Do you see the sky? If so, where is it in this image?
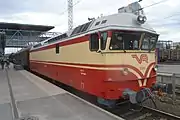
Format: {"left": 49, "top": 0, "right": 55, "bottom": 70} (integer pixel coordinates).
{"left": 3, "top": 0, "right": 180, "bottom": 53}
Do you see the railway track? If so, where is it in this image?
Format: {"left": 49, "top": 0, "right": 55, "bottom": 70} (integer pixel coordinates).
{"left": 31, "top": 70, "right": 180, "bottom": 120}
{"left": 60, "top": 85, "right": 180, "bottom": 120}
{"left": 54, "top": 82, "right": 180, "bottom": 120}
{"left": 108, "top": 104, "right": 180, "bottom": 120}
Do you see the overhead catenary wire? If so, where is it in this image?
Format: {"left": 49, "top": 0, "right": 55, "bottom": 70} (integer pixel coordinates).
{"left": 58, "top": 0, "right": 169, "bottom": 19}
{"left": 164, "top": 12, "right": 180, "bottom": 19}
{"left": 132, "top": 0, "right": 170, "bottom": 15}
{"left": 55, "top": 0, "right": 170, "bottom": 27}
{"left": 140, "top": 0, "right": 170, "bottom": 10}
{"left": 141, "top": 0, "right": 180, "bottom": 27}
{"left": 149, "top": 0, "right": 156, "bottom": 4}
{"left": 147, "top": 11, "right": 180, "bottom": 25}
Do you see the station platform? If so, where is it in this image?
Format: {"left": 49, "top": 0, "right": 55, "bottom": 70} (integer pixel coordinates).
{"left": 0, "top": 65, "right": 123, "bottom": 120}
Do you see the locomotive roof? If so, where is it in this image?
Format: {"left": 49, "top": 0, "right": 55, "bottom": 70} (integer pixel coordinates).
{"left": 69, "top": 12, "right": 156, "bottom": 36}
{"left": 31, "top": 12, "right": 157, "bottom": 50}
{"left": 88, "top": 13, "right": 156, "bottom": 33}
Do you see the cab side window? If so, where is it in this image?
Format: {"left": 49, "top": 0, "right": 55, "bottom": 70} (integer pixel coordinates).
{"left": 100, "top": 32, "right": 107, "bottom": 50}
{"left": 90, "top": 33, "right": 99, "bottom": 51}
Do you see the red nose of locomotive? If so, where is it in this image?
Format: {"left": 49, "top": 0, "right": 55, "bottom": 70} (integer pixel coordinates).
{"left": 98, "top": 53, "right": 157, "bottom": 107}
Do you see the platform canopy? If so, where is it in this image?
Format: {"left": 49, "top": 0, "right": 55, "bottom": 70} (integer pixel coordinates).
{"left": 0, "top": 22, "right": 60, "bottom": 48}
{"left": 0, "top": 22, "right": 54, "bottom": 31}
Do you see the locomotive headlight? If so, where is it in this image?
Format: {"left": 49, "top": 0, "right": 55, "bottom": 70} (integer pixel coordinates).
{"left": 120, "top": 68, "right": 129, "bottom": 75}
{"left": 137, "top": 15, "right": 147, "bottom": 24}
{"left": 139, "top": 16, "right": 143, "bottom": 21}
{"left": 154, "top": 65, "right": 158, "bottom": 71}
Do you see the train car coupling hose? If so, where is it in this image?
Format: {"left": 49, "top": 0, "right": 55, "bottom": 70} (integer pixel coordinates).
{"left": 123, "top": 88, "right": 156, "bottom": 106}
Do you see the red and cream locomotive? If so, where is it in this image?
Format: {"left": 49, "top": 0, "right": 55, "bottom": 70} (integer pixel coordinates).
{"left": 13, "top": 2, "right": 160, "bottom": 107}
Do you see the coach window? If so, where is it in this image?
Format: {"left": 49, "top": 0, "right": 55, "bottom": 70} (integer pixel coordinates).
{"left": 100, "top": 32, "right": 108, "bottom": 50}
{"left": 90, "top": 33, "right": 99, "bottom": 51}
{"left": 56, "top": 44, "right": 59, "bottom": 54}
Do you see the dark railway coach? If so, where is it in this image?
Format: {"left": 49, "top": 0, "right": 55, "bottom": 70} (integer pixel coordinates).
{"left": 12, "top": 47, "right": 30, "bottom": 70}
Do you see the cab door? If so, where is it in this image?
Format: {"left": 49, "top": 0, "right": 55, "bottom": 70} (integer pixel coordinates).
{"left": 79, "top": 33, "right": 100, "bottom": 92}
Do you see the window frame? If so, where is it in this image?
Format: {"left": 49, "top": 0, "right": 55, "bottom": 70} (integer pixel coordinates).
{"left": 71, "top": 21, "right": 93, "bottom": 36}
{"left": 141, "top": 33, "right": 158, "bottom": 51}
{"left": 109, "top": 30, "right": 144, "bottom": 51}
{"left": 89, "top": 33, "right": 99, "bottom": 51}
{"left": 56, "top": 44, "right": 60, "bottom": 54}
{"left": 100, "top": 31, "right": 108, "bottom": 50}
{"left": 101, "top": 20, "right": 107, "bottom": 24}
{"left": 141, "top": 36, "right": 150, "bottom": 50}
{"left": 109, "top": 31, "right": 125, "bottom": 50}
{"left": 149, "top": 35, "right": 158, "bottom": 51}
{"left": 95, "top": 21, "right": 100, "bottom": 26}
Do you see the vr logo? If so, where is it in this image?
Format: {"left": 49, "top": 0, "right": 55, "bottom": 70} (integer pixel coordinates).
{"left": 138, "top": 79, "right": 147, "bottom": 87}
{"left": 132, "top": 54, "right": 148, "bottom": 64}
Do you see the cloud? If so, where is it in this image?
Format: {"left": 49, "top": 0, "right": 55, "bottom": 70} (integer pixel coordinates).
{"left": 139, "top": 0, "right": 180, "bottom": 42}
{"left": 2, "top": 0, "right": 180, "bottom": 53}
{"left": 0, "top": 0, "right": 67, "bottom": 15}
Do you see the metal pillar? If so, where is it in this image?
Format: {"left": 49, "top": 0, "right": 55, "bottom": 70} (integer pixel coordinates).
{"left": 68, "top": 0, "right": 73, "bottom": 30}
{"left": 172, "top": 74, "right": 176, "bottom": 103}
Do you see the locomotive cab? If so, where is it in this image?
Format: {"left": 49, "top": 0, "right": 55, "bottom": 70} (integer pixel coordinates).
{"left": 91, "top": 30, "right": 159, "bottom": 106}
{"left": 92, "top": 30, "right": 158, "bottom": 53}
{"left": 109, "top": 31, "right": 158, "bottom": 52}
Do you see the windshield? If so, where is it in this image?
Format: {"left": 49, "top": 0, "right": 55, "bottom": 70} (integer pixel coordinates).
{"left": 109, "top": 31, "right": 141, "bottom": 50}
{"left": 109, "top": 31, "right": 158, "bottom": 51}
{"left": 141, "top": 33, "right": 158, "bottom": 51}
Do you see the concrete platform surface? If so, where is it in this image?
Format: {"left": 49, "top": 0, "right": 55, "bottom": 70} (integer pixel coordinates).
{"left": 0, "top": 66, "right": 123, "bottom": 120}
{"left": 0, "top": 70, "right": 11, "bottom": 104}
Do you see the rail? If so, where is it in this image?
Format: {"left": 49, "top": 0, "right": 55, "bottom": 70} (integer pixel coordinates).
{"left": 105, "top": 102, "right": 180, "bottom": 120}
